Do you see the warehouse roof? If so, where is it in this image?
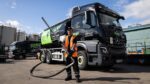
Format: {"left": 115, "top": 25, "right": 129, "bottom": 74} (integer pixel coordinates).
{"left": 123, "top": 24, "right": 150, "bottom": 32}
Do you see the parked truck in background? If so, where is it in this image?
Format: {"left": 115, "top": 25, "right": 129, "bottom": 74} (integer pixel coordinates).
{"left": 39, "top": 2, "right": 127, "bottom": 69}
{"left": 126, "top": 42, "right": 150, "bottom": 64}
{"left": 9, "top": 41, "right": 40, "bottom": 59}
{"left": 123, "top": 24, "right": 150, "bottom": 65}
{"left": 0, "top": 45, "right": 8, "bottom": 62}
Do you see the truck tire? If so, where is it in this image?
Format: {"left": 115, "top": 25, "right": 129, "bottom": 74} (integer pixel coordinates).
{"left": 3, "top": 58, "right": 6, "bottom": 62}
{"left": 14, "top": 55, "right": 19, "bottom": 60}
{"left": 0, "top": 58, "right": 6, "bottom": 62}
{"left": 36, "top": 52, "right": 40, "bottom": 59}
{"left": 46, "top": 51, "right": 52, "bottom": 64}
{"left": 14, "top": 54, "right": 24, "bottom": 60}
{"left": 19, "top": 55, "right": 24, "bottom": 59}
{"left": 40, "top": 51, "right": 46, "bottom": 63}
{"left": 78, "top": 50, "right": 88, "bottom": 70}
{"left": 22, "top": 54, "right": 26, "bottom": 59}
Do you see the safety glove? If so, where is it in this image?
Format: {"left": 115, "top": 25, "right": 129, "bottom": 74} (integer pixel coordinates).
{"left": 69, "top": 44, "right": 75, "bottom": 55}
{"left": 69, "top": 50, "right": 74, "bottom": 56}
{"left": 68, "top": 54, "right": 72, "bottom": 57}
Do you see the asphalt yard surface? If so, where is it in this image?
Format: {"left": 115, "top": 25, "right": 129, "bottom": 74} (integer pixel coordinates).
{"left": 0, "top": 57, "right": 150, "bottom": 84}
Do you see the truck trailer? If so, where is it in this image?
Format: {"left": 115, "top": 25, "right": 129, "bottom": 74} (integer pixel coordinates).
{"left": 126, "top": 42, "right": 150, "bottom": 64}
{"left": 39, "top": 2, "right": 127, "bottom": 69}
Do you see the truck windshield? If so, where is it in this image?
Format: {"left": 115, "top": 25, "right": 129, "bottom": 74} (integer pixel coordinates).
{"left": 99, "top": 13, "right": 121, "bottom": 27}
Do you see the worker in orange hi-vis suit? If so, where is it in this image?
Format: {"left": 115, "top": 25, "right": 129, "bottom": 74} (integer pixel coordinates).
{"left": 63, "top": 27, "right": 81, "bottom": 83}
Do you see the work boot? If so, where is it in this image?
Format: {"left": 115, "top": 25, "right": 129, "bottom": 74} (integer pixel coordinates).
{"left": 65, "top": 76, "right": 72, "bottom": 81}
{"left": 76, "top": 77, "right": 81, "bottom": 83}
{"left": 75, "top": 75, "right": 81, "bottom": 83}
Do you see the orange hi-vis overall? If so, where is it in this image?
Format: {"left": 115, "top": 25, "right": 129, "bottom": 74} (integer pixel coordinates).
{"left": 64, "top": 35, "right": 78, "bottom": 58}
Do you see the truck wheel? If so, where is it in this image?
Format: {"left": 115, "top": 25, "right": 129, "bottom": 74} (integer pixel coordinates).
{"left": 3, "top": 59, "right": 6, "bottom": 62}
{"left": 14, "top": 55, "right": 19, "bottom": 60}
{"left": 19, "top": 55, "right": 24, "bottom": 59}
{"left": 0, "top": 58, "right": 6, "bottom": 62}
{"left": 36, "top": 52, "right": 40, "bottom": 59}
{"left": 40, "top": 51, "right": 46, "bottom": 63}
{"left": 46, "top": 51, "right": 52, "bottom": 64}
{"left": 22, "top": 55, "right": 26, "bottom": 59}
{"left": 78, "top": 50, "right": 88, "bottom": 70}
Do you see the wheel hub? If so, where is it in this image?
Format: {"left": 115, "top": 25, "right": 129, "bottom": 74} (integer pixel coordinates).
{"left": 41, "top": 54, "right": 45, "bottom": 61}
{"left": 78, "top": 55, "right": 84, "bottom": 65}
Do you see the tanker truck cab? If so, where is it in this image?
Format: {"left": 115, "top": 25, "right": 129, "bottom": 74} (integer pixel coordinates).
{"left": 70, "top": 3, "right": 126, "bottom": 68}
{"left": 40, "top": 2, "right": 127, "bottom": 69}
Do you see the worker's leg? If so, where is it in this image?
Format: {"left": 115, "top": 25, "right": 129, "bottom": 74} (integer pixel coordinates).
{"left": 72, "top": 57, "right": 81, "bottom": 82}
{"left": 65, "top": 56, "right": 72, "bottom": 81}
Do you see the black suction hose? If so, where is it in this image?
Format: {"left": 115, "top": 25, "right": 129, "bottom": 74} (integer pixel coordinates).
{"left": 30, "top": 57, "right": 75, "bottom": 79}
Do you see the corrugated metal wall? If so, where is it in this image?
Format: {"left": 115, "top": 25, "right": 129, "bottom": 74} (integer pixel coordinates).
{"left": 125, "top": 28, "right": 150, "bottom": 45}
{"left": 124, "top": 25, "right": 150, "bottom": 54}
{"left": 0, "top": 26, "right": 17, "bottom": 45}
{"left": 17, "top": 31, "right": 26, "bottom": 41}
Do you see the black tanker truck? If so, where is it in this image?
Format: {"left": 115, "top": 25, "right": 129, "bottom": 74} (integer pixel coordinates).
{"left": 9, "top": 41, "right": 40, "bottom": 59}
{"left": 39, "top": 2, "right": 127, "bottom": 69}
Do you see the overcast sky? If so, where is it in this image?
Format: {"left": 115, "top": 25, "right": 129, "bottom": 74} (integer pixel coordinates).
{"left": 0, "top": 0, "right": 150, "bottom": 34}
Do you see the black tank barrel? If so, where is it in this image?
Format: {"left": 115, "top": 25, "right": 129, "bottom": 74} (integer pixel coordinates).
{"left": 41, "top": 17, "right": 54, "bottom": 33}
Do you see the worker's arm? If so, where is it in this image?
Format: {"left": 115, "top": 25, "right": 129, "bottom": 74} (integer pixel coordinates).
{"left": 62, "top": 42, "right": 68, "bottom": 53}
{"left": 61, "top": 36, "right": 69, "bottom": 55}
{"left": 70, "top": 36, "right": 77, "bottom": 52}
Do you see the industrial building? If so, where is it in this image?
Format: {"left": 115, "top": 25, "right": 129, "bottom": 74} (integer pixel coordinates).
{"left": 0, "top": 25, "right": 40, "bottom": 46}
{"left": 27, "top": 34, "right": 40, "bottom": 41}
{"left": 123, "top": 24, "right": 150, "bottom": 55}
{"left": 0, "top": 25, "right": 17, "bottom": 45}
{"left": 16, "top": 31, "right": 26, "bottom": 41}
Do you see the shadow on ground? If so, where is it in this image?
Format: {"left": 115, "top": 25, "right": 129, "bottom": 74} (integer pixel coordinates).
{"left": 0, "top": 59, "right": 15, "bottom": 64}
{"left": 81, "top": 77, "right": 140, "bottom": 82}
{"left": 85, "top": 64, "right": 150, "bottom": 73}
{"left": 49, "top": 76, "right": 140, "bottom": 83}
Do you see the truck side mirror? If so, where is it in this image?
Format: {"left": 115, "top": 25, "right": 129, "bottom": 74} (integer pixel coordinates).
{"left": 120, "top": 16, "right": 125, "bottom": 20}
